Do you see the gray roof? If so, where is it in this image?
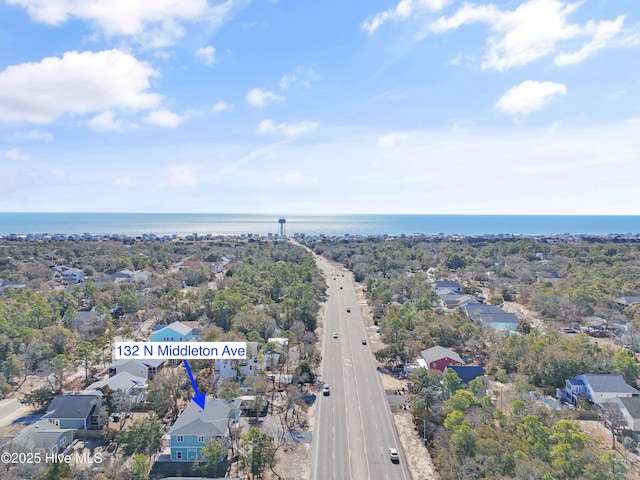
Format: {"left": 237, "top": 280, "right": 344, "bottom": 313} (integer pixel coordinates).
{"left": 62, "top": 268, "right": 84, "bottom": 275}
{"left": 156, "top": 321, "right": 193, "bottom": 336}
{"left": 582, "top": 374, "right": 640, "bottom": 395}
{"left": 168, "top": 398, "right": 234, "bottom": 437}
{"left": 439, "top": 292, "right": 464, "bottom": 300}
{"left": 477, "top": 312, "right": 519, "bottom": 324}
{"left": 87, "top": 372, "right": 147, "bottom": 392}
{"left": 43, "top": 393, "right": 101, "bottom": 420}
{"left": 70, "top": 310, "right": 99, "bottom": 330}
{"left": 617, "top": 296, "right": 640, "bottom": 306}
{"left": 440, "top": 294, "right": 475, "bottom": 308}
{"left": 618, "top": 397, "right": 640, "bottom": 419}
{"left": 109, "top": 358, "right": 166, "bottom": 369}
{"left": 464, "top": 304, "right": 504, "bottom": 316}
{"left": 435, "top": 281, "right": 461, "bottom": 288}
{"left": 9, "top": 422, "right": 73, "bottom": 451}
{"left": 420, "top": 346, "right": 464, "bottom": 366}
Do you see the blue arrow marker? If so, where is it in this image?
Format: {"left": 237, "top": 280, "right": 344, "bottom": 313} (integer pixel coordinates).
{"left": 183, "top": 359, "right": 206, "bottom": 409}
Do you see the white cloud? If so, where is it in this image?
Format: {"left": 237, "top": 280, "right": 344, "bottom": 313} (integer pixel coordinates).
{"left": 3, "top": 148, "right": 30, "bottom": 160}
{"left": 448, "top": 52, "right": 463, "bottom": 66}
{"left": 554, "top": 15, "right": 625, "bottom": 66}
{"left": 161, "top": 164, "right": 198, "bottom": 188}
{"left": 279, "top": 73, "right": 296, "bottom": 90}
{"left": 246, "top": 88, "right": 284, "bottom": 108}
{"left": 377, "top": 133, "right": 409, "bottom": 147}
{"left": 212, "top": 101, "right": 233, "bottom": 112}
{"left": 113, "top": 176, "right": 133, "bottom": 187}
{"left": 0, "top": 49, "right": 161, "bottom": 125}
{"left": 279, "top": 66, "right": 319, "bottom": 90}
{"left": 609, "top": 89, "right": 626, "bottom": 99}
{"left": 143, "top": 109, "right": 187, "bottom": 128}
{"left": 88, "top": 110, "right": 123, "bottom": 132}
{"left": 7, "top": 0, "right": 239, "bottom": 47}
{"left": 431, "top": 0, "right": 583, "bottom": 70}
{"left": 495, "top": 80, "right": 567, "bottom": 116}
{"left": 363, "top": 0, "right": 450, "bottom": 34}
{"left": 196, "top": 45, "right": 216, "bottom": 65}
{"left": 426, "top": 0, "right": 632, "bottom": 70}
{"left": 282, "top": 172, "right": 319, "bottom": 186}
{"left": 154, "top": 50, "right": 174, "bottom": 60}
{"left": 15, "top": 129, "right": 53, "bottom": 141}
{"left": 257, "top": 119, "right": 318, "bottom": 137}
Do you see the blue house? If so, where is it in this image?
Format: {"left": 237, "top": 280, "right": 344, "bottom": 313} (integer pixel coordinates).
{"left": 167, "top": 398, "right": 237, "bottom": 462}
{"left": 42, "top": 393, "right": 102, "bottom": 430}
{"left": 149, "top": 321, "right": 193, "bottom": 342}
{"left": 558, "top": 374, "right": 640, "bottom": 406}
{"left": 7, "top": 421, "right": 74, "bottom": 454}
{"left": 446, "top": 365, "right": 485, "bottom": 385}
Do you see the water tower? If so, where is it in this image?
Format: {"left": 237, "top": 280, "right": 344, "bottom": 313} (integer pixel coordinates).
{"left": 278, "top": 217, "right": 286, "bottom": 239}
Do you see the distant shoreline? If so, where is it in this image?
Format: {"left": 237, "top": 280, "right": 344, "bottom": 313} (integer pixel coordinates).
{"left": 1, "top": 231, "right": 639, "bottom": 245}
{"left": 0, "top": 213, "right": 639, "bottom": 237}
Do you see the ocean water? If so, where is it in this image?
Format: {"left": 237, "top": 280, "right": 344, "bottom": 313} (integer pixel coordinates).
{"left": 1, "top": 213, "right": 639, "bottom": 237}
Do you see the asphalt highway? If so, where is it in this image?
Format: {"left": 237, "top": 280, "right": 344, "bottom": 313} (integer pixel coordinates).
{"left": 311, "top": 255, "right": 410, "bottom": 480}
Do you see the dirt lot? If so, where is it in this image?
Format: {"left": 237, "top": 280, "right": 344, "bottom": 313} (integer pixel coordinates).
{"left": 267, "top": 441, "right": 311, "bottom": 480}
{"left": 576, "top": 420, "right": 640, "bottom": 479}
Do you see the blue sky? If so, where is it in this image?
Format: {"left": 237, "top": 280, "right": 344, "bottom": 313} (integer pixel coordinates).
{"left": 0, "top": 0, "right": 639, "bottom": 215}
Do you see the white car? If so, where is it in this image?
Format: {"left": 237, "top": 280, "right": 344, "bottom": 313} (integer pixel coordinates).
{"left": 322, "top": 384, "right": 330, "bottom": 396}
{"left": 333, "top": 332, "right": 338, "bottom": 338}
{"left": 388, "top": 448, "right": 399, "bottom": 463}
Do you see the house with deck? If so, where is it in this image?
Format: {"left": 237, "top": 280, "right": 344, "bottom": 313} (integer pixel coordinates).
{"left": 558, "top": 374, "right": 640, "bottom": 406}
{"left": 108, "top": 358, "right": 165, "bottom": 380}
{"left": 87, "top": 372, "right": 148, "bottom": 406}
{"left": 42, "top": 393, "right": 102, "bottom": 430}
{"left": 215, "top": 342, "right": 260, "bottom": 378}
{"left": 611, "top": 397, "right": 640, "bottom": 440}
{"left": 617, "top": 296, "right": 640, "bottom": 307}
{"left": 50, "top": 266, "right": 85, "bottom": 284}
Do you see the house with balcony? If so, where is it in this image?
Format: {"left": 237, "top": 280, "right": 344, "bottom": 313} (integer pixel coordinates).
{"left": 215, "top": 342, "right": 260, "bottom": 378}
{"left": 50, "top": 266, "right": 85, "bottom": 284}
{"left": 108, "top": 358, "right": 165, "bottom": 380}
{"left": 62, "top": 268, "right": 85, "bottom": 284}
{"left": 557, "top": 374, "right": 640, "bottom": 406}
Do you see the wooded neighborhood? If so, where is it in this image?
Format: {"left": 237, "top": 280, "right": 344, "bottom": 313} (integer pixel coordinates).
{"left": 1, "top": 232, "right": 640, "bottom": 478}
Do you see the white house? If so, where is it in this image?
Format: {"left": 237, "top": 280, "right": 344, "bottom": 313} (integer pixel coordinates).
{"left": 215, "top": 341, "right": 260, "bottom": 378}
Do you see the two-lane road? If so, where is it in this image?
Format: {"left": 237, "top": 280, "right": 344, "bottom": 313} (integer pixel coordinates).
{"left": 311, "top": 256, "right": 410, "bottom": 480}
